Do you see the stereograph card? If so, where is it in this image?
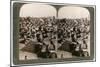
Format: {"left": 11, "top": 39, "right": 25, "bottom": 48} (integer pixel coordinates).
{"left": 11, "top": 0, "right": 96, "bottom": 66}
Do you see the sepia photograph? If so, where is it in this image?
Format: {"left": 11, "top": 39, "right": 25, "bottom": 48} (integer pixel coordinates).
{"left": 11, "top": 1, "right": 95, "bottom": 66}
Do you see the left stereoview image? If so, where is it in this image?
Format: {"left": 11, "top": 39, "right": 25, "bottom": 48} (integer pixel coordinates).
{"left": 11, "top": 1, "right": 95, "bottom": 66}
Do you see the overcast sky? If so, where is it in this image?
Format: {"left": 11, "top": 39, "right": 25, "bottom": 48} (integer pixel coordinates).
{"left": 20, "top": 3, "right": 90, "bottom": 19}
{"left": 20, "top": 3, "right": 56, "bottom": 17}
{"left": 58, "top": 6, "right": 90, "bottom": 19}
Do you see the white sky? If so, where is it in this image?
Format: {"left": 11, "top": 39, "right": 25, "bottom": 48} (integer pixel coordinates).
{"left": 20, "top": 3, "right": 57, "bottom": 17}
{"left": 20, "top": 3, "right": 90, "bottom": 19}
{"left": 58, "top": 6, "right": 90, "bottom": 19}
